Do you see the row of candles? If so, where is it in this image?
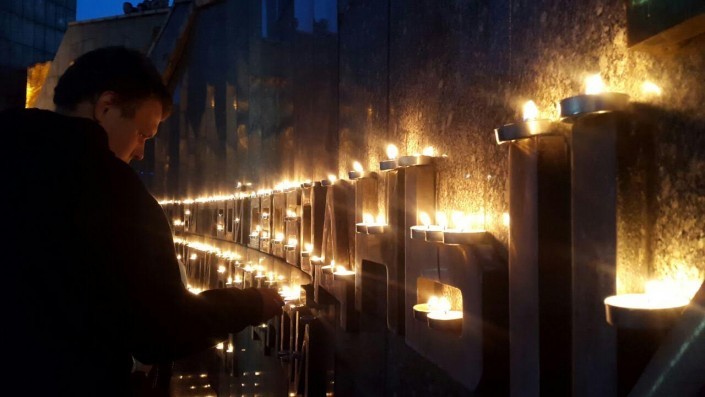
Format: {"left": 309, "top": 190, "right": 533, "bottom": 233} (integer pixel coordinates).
{"left": 173, "top": 238, "right": 306, "bottom": 303}
{"left": 165, "top": 73, "right": 702, "bottom": 335}
{"left": 490, "top": 74, "right": 704, "bottom": 321}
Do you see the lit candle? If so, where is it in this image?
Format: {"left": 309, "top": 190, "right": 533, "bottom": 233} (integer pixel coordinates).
{"left": 424, "top": 211, "right": 447, "bottom": 242}
{"left": 285, "top": 237, "right": 298, "bottom": 251}
{"left": 604, "top": 277, "right": 697, "bottom": 329}
{"left": 442, "top": 210, "right": 488, "bottom": 245}
{"left": 333, "top": 264, "right": 355, "bottom": 282}
{"left": 410, "top": 211, "right": 435, "bottom": 239}
{"left": 321, "top": 174, "right": 337, "bottom": 186}
{"left": 559, "top": 74, "right": 630, "bottom": 120}
{"left": 349, "top": 161, "right": 364, "bottom": 180}
{"left": 427, "top": 310, "right": 463, "bottom": 335}
{"left": 494, "top": 100, "right": 557, "bottom": 144}
{"left": 300, "top": 179, "right": 313, "bottom": 188}
{"left": 301, "top": 243, "right": 313, "bottom": 258}
{"left": 379, "top": 144, "right": 399, "bottom": 170}
{"left": 413, "top": 296, "right": 449, "bottom": 321}
{"left": 285, "top": 208, "right": 298, "bottom": 221}
{"left": 273, "top": 232, "right": 285, "bottom": 244}
{"left": 399, "top": 146, "right": 436, "bottom": 167}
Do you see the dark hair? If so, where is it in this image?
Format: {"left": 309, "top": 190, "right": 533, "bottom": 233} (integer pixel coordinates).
{"left": 54, "top": 46, "right": 172, "bottom": 118}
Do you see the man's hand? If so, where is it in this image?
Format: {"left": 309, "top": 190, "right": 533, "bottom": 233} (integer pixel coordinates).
{"left": 256, "top": 288, "right": 284, "bottom": 321}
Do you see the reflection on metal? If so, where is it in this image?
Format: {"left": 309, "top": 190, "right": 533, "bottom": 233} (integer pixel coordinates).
{"left": 627, "top": 282, "right": 705, "bottom": 397}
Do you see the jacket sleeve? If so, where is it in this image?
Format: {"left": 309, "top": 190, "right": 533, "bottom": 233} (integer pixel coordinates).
{"left": 90, "top": 169, "right": 265, "bottom": 364}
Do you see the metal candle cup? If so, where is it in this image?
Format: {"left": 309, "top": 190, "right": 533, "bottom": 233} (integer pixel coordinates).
{"left": 410, "top": 225, "right": 428, "bottom": 239}
{"left": 495, "top": 119, "right": 554, "bottom": 144}
{"left": 398, "top": 155, "right": 433, "bottom": 167}
{"left": 424, "top": 227, "right": 445, "bottom": 243}
{"left": 379, "top": 159, "right": 398, "bottom": 170}
{"left": 560, "top": 92, "right": 630, "bottom": 121}
{"left": 333, "top": 268, "right": 355, "bottom": 281}
{"left": 442, "top": 229, "right": 488, "bottom": 245}
{"left": 427, "top": 311, "right": 463, "bottom": 335}
{"left": 604, "top": 294, "right": 688, "bottom": 330}
{"left": 355, "top": 223, "right": 368, "bottom": 234}
{"left": 412, "top": 303, "right": 432, "bottom": 321}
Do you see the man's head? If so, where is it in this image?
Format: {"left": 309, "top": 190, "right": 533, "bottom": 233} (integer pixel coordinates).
{"left": 54, "top": 46, "right": 172, "bottom": 163}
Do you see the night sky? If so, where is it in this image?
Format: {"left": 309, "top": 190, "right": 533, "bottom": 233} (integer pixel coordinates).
{"left": 76, "top": 0, "right": 172, "bottom": 21}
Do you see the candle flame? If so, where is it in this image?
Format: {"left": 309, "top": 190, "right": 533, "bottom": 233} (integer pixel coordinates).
{"left": 427, "top": 296, "right": 452, "bottom": 312}
{"left": 287, "top": 237, "right": 298, "bottom": 247}
{"left": 353, "top": 161, "right": 364, "bottom": 173}
{"left": 275, "top": 232, "right": 284, "bottom": 242}
{"left": 502, "top": 212, "right": 510, "bottom": 227}
{"left": 328, "top": 174, "right": 337, "bottom": 183}
{"left": 184, "top": 210, "right": 191, "bottom": 215}
{"left": 451, "top": 211, "right": 466, "bottom": 230}
{"left": 376, "top": 213, "right": 386, "bottom": 225}
{"left": 522, "top": 100, "right": 539, "bottom": 122}
{"left": 419, "top": 212, "right": 431, "bottom": 227}
{"left": 386, "top": 144, "right": 399, "bottom": 160}
{"left": 641, "top": 81, "right": 662, "bottom": 96}
{"left": 585, "top": 74, "right": 605, "bottom": 95}
{"left": 336, "top": 265, "right": 347, "bottom": 273}
{"left": 436, "top": 211, "right": 448, "bottom": 228}
{"left": 304, "top": 243, "right": 313, "bottom": 252}
{"left": 363, "top": 213, "right": 374, "bottom": 224}
{"left": 466, "top": 211, "right": 486, "bottom": 231}
{"left": 190, "top": 253, "right": 197, "bottom": 260}
{"left": 234, "top": 275, "right": 242, "bottom": 283}
{"left": 422, "top": 146, "right": 435, "bottom": 156}
{"left": 217, "top": 265, "right": 226, "bottom": 273}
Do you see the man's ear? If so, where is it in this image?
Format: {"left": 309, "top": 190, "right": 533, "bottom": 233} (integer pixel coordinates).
{"left": 93, "top": 91, "right": 118, "bottom": 123}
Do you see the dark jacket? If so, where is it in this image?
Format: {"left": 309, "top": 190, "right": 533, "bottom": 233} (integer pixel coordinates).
{"left": 0, "top": 108, "right": 264, "bottom": 396}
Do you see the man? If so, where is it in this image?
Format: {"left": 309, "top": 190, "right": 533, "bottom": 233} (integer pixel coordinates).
{"left": 0, "top": 46, "right": 283, "bottom": 396}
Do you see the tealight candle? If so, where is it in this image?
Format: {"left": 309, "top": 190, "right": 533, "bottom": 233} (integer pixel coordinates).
{"left": 560, "top": 74, "right": 629, "bottom": 120}
{"left": 348, "top": 161, "right": 364, "bottom": 180}
{"left": 399, "top": 146, "right": 435, "bottom": 167}
{"left": 604, "top": 280, "right": 692, "bottom": 330}
{"left": 273, "top": 232, "right": 285, "bottom": 244}
{"left": 442, "top": 210, "right": 488, "bottom": 245}
{"left": 301, "top": 243, "right": 313, "bottom": 258}
{"left": 425, "top": 212, "right": 447, "bottom": 242}
{"left": 494, "top": 100, "right": 556, "bottom": 144}
{"left": 285, "top": 209, "right": 298, "bottom": 221}
{"left": 379, "top": 144, "right": 399, "bottom": 170}
{"left": 321, "top": 174, "right": 337, "bottom": 186}
{"left": 413, "top": 296, "right": 450, "bottom": 322}
{"left": 355, "top": 213, "right": 387, "bottom": 234}
{"left": 285, "top": 237, "right": 298, "bottom": 251}
{"left": 333, "top": 265, "right": 355, "bottom": 281}
{"left": 427, "top": 310, "right": 463, "bottom": 335}
{"left": 410, "top": 211, "right": 444, "bottom": 240}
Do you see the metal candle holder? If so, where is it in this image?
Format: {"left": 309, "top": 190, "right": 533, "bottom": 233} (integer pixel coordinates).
{"left": 604, "top": 294, "right": 688, "bottom": 330}
{"left": 379, "top": 159, "right": 398, "bottom": 170}
{"left": 442, "top": 229, "right": 488, "bottom": 246}
{"left": 398, "top": 155, "right": 433, "bottom": 167}
{"left": 494, "top": 119, "right": 554, "bottom": 144}
{"left": 560, "top": 92, "right": 629, "bottom": 121}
